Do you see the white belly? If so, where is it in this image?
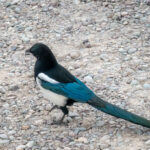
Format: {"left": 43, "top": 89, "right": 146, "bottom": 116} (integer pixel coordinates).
{"left": 36, "top": 78, "right": 67, "bottom": 106}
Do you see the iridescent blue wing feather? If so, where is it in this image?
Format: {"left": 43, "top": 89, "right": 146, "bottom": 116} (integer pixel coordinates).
{"left": 39, "top": 77, "right": 95, "bottom": 103}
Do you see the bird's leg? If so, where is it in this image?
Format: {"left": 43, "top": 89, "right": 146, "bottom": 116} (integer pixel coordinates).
{"left": 59, "top": 106, "right": 69, "bottom": 123}
{"left": 49, "top": 105, "right": 59, "bottom": 112}
{"left": 51, "top": 106, "right": 69, "bottom": 125}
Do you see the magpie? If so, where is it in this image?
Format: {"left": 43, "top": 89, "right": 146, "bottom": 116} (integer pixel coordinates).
{"left": 26, "top": 43, "right": 150, "bottom": 128}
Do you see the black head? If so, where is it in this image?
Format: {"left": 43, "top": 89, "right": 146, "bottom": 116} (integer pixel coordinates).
{"left": 26, "top": 43, "right": 51, "bottom": 58}
{"left": 26, "top": 43, "right": 57, "bottom": 68}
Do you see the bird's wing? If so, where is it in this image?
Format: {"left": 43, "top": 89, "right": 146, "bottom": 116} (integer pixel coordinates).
{"left": 38, "top": 74, "right": 94, "bottom": 103}
{"left": 44, "top": 64, "right": 77, "bottom": 83}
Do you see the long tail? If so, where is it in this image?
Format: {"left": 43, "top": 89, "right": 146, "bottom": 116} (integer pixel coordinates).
{"left": 87, "top": 96, "right": 150, "bottom": 128}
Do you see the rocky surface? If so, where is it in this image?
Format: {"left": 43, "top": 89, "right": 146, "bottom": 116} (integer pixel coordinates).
{"left": 0, "top": 0, "right": 150, "bottom": 150}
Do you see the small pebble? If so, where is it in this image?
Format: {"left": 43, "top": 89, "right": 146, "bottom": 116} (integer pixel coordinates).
{"left": 97, "top": 121, "right": 105, "bottom": 127}
{"left": 123, "top": 21, "right": 128, "bottom": 25}
{"left": 3, "top": 103, "right": 9, "bottom": 108}
{"left": 76, "top": 137, "right": 88, "bottom": 143}
{"left": 128, "top": 48, "right": 138, "bottom": 54}
{"left": 82, "top": 39, "right": 91, "bottom": 48}
{"left": 100, "top": 54, "right": 108, "bottom": 61}
{"left": 0, "top": 42, "right": 4, "bottom": 48}
{"left": 0, "top": 134, "right": 8, "bottom": 139}
{"left": 119, "top": 48, "right": 127, "bottom": 54}
{"left": 64, "top": 147, "right": 71, "bottom": 150}
{"left": 16, "top": 145, "right": 26, "bottom": 150}
{"left": 69, "top": 112, "right": 78, "bottom": 117}
{"left": 21, "top": 125, "right": 30, "bottom": 130}
{"left": 35, "top": 119, "right": 44, "bottom": 125}
{"left": 130, "top": 80, "right": 139, "bottom": 86}
{"left": 14, "top": 7, "right": 21, "bottom": 14}
{"left": 121, "top": 11, "right": 128, "bottom": 16}
{"left": 0, "top": 87, "right": 5, "bottom": 94}
{"left": 100, "top": 135, "right": 110, "bottom": 143}
{"left": 9, "top": 85, "right": 19, "bottom": 91}
{"left": 11, "top": 46, "right": 17, "bottom": 51}
{"left": 74, "top": 0, "right": 80, "bottom": 4}
{"left": 70, "top": 51, "right": 80, "bottom": 59}
{"left": 0, "top": 140, "right": 9, "bottom": 144}
{"left": 26, "top": 141, "right": 35, "bottom": 148}
{"left": 74, "top": 127, "right": 86, "bottom": 134}
{"left": 11, "top": 0, "right": 20, "bottom": 5}
{"left": 143, "top": 83, "right": 150, "bottom": 90}
{"left": 84, "top": 75, "right": 93, "bottom": 83}
{"left": 145, "top": 140, "right": 150, "bottom": 145}
{"left": 41, "top": 147, "right": 49, "bottom": 150}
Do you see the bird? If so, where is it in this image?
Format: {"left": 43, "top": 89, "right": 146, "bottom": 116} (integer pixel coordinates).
{"left": 26, "top": 43, "right": 150, "bottom": 128}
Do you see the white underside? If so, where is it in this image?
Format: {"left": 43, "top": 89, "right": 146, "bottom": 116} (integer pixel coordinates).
{"left": 36, "top": 77, "right": 67, "bottom": 106}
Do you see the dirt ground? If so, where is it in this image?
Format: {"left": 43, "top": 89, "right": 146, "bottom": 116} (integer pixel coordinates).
{"left": 0, "top": 0, "right": 150, "bottom": 150}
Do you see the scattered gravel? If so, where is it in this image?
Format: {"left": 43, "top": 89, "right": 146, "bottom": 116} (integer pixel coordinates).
{"left": 0, "top": 0, "right": 150, "bottom": 150}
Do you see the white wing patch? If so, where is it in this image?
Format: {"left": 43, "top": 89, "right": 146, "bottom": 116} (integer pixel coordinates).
{"left": 38, "top": 73, "right": 59, "bottom": 84}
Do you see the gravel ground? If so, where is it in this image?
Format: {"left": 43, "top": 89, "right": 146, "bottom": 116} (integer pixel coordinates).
{"left": 0, "top": 0, "right": 150, "bottom": 150}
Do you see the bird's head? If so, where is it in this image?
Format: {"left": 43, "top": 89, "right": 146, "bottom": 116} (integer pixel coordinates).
{"left": 26, "top": 43, "right": 51, "bottom": 59}
{"left": 26, "top": 43, "right": 57, "bottom": 67}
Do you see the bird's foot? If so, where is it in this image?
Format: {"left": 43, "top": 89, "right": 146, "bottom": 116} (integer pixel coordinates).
{"left": 51, "top": 115, "right": 68, "bottom": 125}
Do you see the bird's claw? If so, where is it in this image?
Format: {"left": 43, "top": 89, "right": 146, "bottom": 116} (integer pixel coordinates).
{"left": 51, "top": 115, "right": 68, "bottom": 125}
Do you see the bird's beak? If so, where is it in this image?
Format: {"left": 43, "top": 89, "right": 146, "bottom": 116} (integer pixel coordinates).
{"left": 25, "top": 49, "right": 30, "bottom": 55}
